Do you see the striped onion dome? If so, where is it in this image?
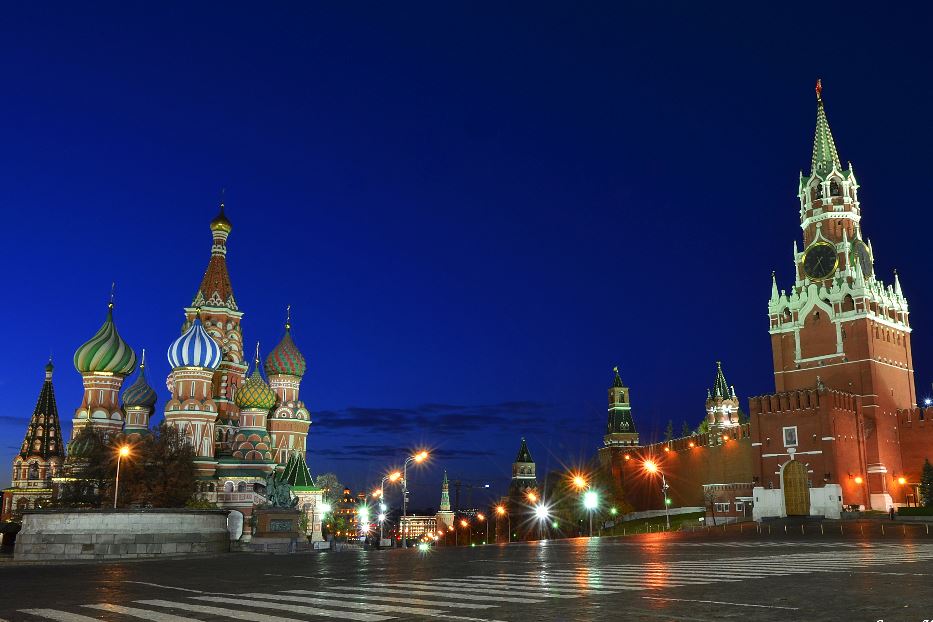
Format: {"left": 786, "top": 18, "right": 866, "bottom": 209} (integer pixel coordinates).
{"left": 122, "top": 349, "right": 157, "bottom": 409}
{"left": 235, "top": 350, "right": 276, "bottom": 410}
{"left": 167, "top": 317, "right": 223, "bottom": 370}
{"left": 265, "top": 325, "right": 306, "bottom": 378}
{"left": 73, "top": 304, "right": 137, "bottom": 375}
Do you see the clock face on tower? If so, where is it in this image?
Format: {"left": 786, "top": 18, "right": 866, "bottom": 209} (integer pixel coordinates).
{"left": 849, "top": 239, "right": 873, "bottom": 278}
{"left": 802, "top": 242, "right": 838, "bottom": 280}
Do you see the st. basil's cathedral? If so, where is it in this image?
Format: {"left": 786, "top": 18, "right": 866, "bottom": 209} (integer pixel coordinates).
{"left": 1, "top": 205, "right": 324, "bottom": 534}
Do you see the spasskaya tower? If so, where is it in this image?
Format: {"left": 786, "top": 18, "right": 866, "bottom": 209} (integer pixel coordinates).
{"left": 768, "top": 80, "right": 915, "bottom": 412}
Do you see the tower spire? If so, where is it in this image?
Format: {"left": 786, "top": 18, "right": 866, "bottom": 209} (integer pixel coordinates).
{"left": 811, "top": 79, "right": 842, "bottom": 176}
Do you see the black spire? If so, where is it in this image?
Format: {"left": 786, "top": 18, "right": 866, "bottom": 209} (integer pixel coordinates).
{"left": 19, "top": 361, "right": 64, "bottom": 460}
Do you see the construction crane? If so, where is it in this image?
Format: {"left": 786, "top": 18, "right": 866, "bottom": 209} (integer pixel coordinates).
{"left": 452, "top": 478, "right": 492, "bottom": 511}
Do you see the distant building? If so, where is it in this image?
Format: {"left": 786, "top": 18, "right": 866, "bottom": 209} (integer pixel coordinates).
{"left": 435, "top": 470, "right": 454, "bottom": 531}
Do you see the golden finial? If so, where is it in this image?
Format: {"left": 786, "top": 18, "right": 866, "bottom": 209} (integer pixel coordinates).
{"left": 285, "top": 304, "right": 291, "bottom": 331}
{"left": 815, "top": 78, "right": 822, "bottom": 102}
{"left": 140, "top": 348, "right": 146, "bottom": 369}
{"left": 254, "top": 340, "right": 261, "bottom": 366}
{"left": 613, "top": 365, "right": 619, "bottom": 374}
{"left": 109, "top": 281, "right": 115, "bottom": 310}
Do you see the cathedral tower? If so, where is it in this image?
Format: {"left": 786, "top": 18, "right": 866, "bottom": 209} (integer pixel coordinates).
{"left": 121, "top": 349, "right": 157, "bottom": 439}
{"left": 164, "top": 314, "right": 223, "bottom": 478}
{"left": 228, "top": 343, "right": 276, "bottom": 476}
{"left": 265, "top": 308, "right": 311, "bottom": 468}
{"left": 186, "top": 200, "right": 248, "bottom": 456}
{"left": 72, "top": 300, "right": 137, "bottom": 438}
{"left": 2, "top": 360, "right": 65, "bottom": 520}
{"left": 705, "top": 362, "right": 740, "bottom": 431}
{"left": 603, "top": 367, "right": 639, "bottom": 447}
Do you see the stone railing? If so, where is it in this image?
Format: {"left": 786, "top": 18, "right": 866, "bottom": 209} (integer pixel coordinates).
{"left": 14, "top": 508, "right": 230, "bottom": 561}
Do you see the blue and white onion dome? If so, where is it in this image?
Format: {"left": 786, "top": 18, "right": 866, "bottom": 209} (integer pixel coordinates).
{"left": 167, "top": 316, "right": 223, "bottom": 370}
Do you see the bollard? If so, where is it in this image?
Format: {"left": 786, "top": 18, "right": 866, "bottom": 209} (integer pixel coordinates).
{"left": 860, "top": 525, "right": 864, "bottom": 535}
{"left": 768, "top": 524, "right": 771, "bottom": 534}
{"left": 903, "top": 525, "right": 906, "bottom": 536}
{"left": 881, "top": 524, "right": 885, "bottom": 535}
{"left": 784, "top": 525, "right": 787, "bottom": 534}
{"left": 926, "top": 524, "right": 929, "bottom": 535}
{"left": 820, "top": 524, "right": 824, "bottom": 535}
{"left": 840, "top": 524, "right": 843, "bottom": 535}
{"left": 801, "top": 524, "right": 805, "bottom": 535}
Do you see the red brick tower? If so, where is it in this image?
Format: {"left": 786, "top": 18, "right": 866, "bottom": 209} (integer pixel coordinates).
{"left": 753, "top": 81, "right": 914, "bottom": 512}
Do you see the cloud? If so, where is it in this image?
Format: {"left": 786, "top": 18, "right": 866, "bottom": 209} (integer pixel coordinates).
{"left": 315, "top": 444, "right": 497, "bottom": 461}
{"left": 314, "top": 401, "right": 553, "bottom": 435}
{"left": 0, "top": 415, "right": 28, "bottom": 424}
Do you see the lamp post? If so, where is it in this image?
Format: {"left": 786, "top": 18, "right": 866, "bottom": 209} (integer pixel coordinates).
{"left": 583, "top": 490, "right": 598, "bottom": 537}
{"left": 476, "top": 513, "right": 487, "bottom": 544}
{"left": 402, "top": 451, "right": 428, "bottom": 548}
{"left": 113, "top": 445, "right": 130, "bottom": 509}
{"left": 376, "top": 471, "right": 402, "bottom": 545}
{"left": 495, "top": 505, "right": 510, "bottom": 543}
{"left": 644, "top": 460, "right": 671, "bottom": 530}
{"left": 459, "top": 518, "right": 469, "bottom": 546}
{"left": 534, "top": 503, "right": 549, "bottom": 540}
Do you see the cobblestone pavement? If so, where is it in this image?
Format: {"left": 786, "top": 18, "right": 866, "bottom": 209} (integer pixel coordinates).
{"left": 2, "top": 532, "right": 932, "bottom": 622}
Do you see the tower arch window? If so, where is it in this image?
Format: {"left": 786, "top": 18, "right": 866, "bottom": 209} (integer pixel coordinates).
{"left": 811, "top": 184, "right": 821, "bottom": 201}
{"left": 830, "top": 180, "right": 841, "bottom": 196}
{"left": 28, "top": 462, "right": 39, "bottom": 480}
{"left": 842, "top": 295, "right": 854, "bottom": 312}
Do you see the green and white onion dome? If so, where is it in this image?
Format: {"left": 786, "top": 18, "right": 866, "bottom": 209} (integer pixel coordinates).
{"left": 264, "top": 326, "right": 307, "bottom": 377}
{"left": 167, "top": 317, "right": 222, "bottom": 370}
{"left": 73, "top": 304, "right": 137, "bottom": 375}
{"left": 121, "top": 350, "right": 157, "bottom": 409}
{"left": 235, "top": 364, "right": 277, "bottom": 410}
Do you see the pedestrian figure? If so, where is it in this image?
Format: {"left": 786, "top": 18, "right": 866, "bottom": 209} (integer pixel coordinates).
{"left": 889, "top": 506, "right": 896, "bottom": 521}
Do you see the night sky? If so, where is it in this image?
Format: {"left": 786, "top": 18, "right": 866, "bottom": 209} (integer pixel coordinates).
{"left": 2, "top": 3, "right": 932, "bottom": 508}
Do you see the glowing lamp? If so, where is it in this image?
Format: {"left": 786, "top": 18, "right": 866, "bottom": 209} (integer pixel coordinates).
{"left": 898, "top": 477, "right": 907, "bottom": 485}
{"left": 644, "top": 460, "right": 658, "bottom": 474}
{"left": 572, "top": 475, "right": 587, "bottom": 489}
{"left": 389, "top": 471, "right": 402, "bottom": 482}
{"left": 526, "top": 491, "right": 538, "bottom": 503}
{"left": 534, "top": 504, "right": 549, "bottom": 520}
{"left": 583, "top": 490, "right": 598, "bottom": 510}
{"left": 460, "top": 519, "right": 468, "bottom": 528}
{"left": 854, "top": 476, "right": 863, "bottom": 485}
{"left": 663, "top": 446, "right": 670, "bottom": 452}
{"left": 688, "top": 442, "right": 695, "bottom": 448}
{"left": 119, "top": 446, "right": 130, "bottom": 457}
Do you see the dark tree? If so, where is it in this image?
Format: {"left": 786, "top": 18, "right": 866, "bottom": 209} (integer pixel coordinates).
{"left": 118, "top": 423, "right": 196, "bottom": 508}
{"left": 921, "top": 459, "right": 933, "bottom": 508}
{"left": 52, "top": 424, "right": 196, "bottom": 509}
{"left": 664, "top": 420, "right": 674, "bottom": 442}
{"left": 681, "top": 420, "right": 691, "bottom": 438}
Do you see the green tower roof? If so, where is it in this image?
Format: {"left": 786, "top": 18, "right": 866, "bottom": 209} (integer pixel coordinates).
{"left": 515, "top": 437, "right": 533, "bottom": 463}
{"left": 811, "top": 79, "right": 842, "bottom": 176}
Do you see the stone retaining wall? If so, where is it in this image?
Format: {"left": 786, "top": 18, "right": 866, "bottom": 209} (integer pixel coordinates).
{"left": 14, "top": 509, "right": 230, "bottom": 561}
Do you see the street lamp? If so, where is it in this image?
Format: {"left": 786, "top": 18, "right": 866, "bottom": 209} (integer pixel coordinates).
{"left": 402, "top": 451, "right": 428, "bottom": 548}
{"left": 583, "top": 490, "right": 598, "bottom": 537}
{"left": 495, "top": 505, "right": 510, "bottom": 543}
{"left": 534, "top": 503, "right": 550, "bottom": 540}
{"left": 377, "top": 471, "right": 402, "bottom": 545}
{"left": 114, "top": 445, "right": 130, "bottom": 509}
{"left": 476, "top": 512, "right": 488, "bottom": 544}
{"left": 459, "top": 518, "right": 469, "bottom": 546}
{"left": 643, "top": 459, "right": 671, "bottom": 530}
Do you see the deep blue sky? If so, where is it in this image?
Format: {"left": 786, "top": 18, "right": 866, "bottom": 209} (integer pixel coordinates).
{"left": 2, "top": 3, "right": 931, "bottom": 508}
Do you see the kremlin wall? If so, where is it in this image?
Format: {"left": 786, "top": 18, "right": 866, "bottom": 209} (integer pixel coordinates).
{"left": 599, "top": 83, "right": 933, "bottom": 521}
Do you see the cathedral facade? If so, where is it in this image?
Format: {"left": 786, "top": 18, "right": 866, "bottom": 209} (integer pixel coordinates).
{"left": 2, "top": 203, "right": 323, "bottom": 534}
{"left": 601, "top": 83, "right": 933, "bottom": 520}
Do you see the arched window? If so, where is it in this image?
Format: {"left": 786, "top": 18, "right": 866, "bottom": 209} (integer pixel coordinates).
{"left": 830, "top": 180, "right": 841, "bottom": 196}
{"left": 28, "top": 463, "right": 39, "bottom": 480}
{"left": 237, "top": 482, "right": 247, "bottom": 492}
